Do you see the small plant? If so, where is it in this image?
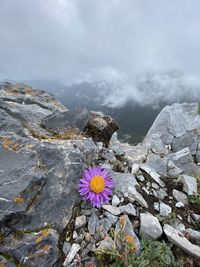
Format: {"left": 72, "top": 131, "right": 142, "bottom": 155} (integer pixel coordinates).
{"left": 127, "top": 239, "right": 183, "bottom": 267}
{"left": 96, "top": 236, "right": 182, "bottom": 267}
{"left": 189, "top": 193, "right": 200, "bottom": 205}
{"left": 156, "top": 211, "right": 177, "bottom": 224}
{"left": 95, "top": 217, "right": 140, "bottom": 266}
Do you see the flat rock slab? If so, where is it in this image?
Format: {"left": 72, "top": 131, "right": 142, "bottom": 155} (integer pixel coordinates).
{"left": 164, "top": 224, "right": 200, "bottom": 259}
{"left": 42, "top": 108, "right": 91, "bottom": 132}
{"left": 0, "top": 228, "right": 59, "bottom": 267}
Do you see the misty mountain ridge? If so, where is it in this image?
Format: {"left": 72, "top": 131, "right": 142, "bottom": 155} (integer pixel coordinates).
{"left": 3, "top": 71, "right": 199, "bottom": 144}
{"left": 24, "top": 70, "right": 200, "bottom": 108}
{"left": 20, "top": 70, "right": 200, "bottom": 144}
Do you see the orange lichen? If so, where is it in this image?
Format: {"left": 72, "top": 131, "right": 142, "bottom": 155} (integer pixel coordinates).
{"left": 14, "top": 195, "right": 24, "bottom": 204}
{"left": 0, "top": 263, "right": 6, "bottom": 267}
{"left": 125, "top": 234, "right": 138, "bottom": 255}
{"left": 35, "top": 244, "right": 51, "bottom": 253}
{"left": 35, "top": 229, "right": 50, "bottom": 243}
{"left": 24, "top": 87, "right": 33, "bottom": 94}
{"left": 2, "top": 137, "right": 21, "bottom": 152}
{"left": 29, "top": 245, "right": 51, "bottom": 258}
{"left": 26, "top": 144, "right": 34, "bottom": 149}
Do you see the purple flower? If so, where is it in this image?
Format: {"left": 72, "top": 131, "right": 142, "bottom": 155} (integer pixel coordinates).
{"left": 79, "top": 166, "right": 115, "bottom": 208}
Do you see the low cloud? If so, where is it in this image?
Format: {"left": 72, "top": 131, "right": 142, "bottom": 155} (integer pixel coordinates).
{"left": 0, "top": 0, "right": 200, "bottom": 106}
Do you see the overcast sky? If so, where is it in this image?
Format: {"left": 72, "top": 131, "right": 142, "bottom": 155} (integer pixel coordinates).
{"left": 0, "top": 0, "right": 200, "bottom": 102}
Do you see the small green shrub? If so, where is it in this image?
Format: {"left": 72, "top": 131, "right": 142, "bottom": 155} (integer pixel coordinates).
{"left": 127, "top": 239, "right": 182, "bottom": 267}
{"left": 106, "top": 239, "right": 183, "bottom": 267}
{"left": 189, "top": 193, "right": 200, "bottom": 205}
{"left": 96, "top": 230, "right": 182, "bottom": 267}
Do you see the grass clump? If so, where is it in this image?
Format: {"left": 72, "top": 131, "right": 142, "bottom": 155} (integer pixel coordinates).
{"left": 105, "top": 239, "right": 182, "bottom": 267}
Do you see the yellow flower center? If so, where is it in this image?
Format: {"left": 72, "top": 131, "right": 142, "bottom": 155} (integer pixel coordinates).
{"left": 90, "top": 175, "right": 105, "bottom": 193}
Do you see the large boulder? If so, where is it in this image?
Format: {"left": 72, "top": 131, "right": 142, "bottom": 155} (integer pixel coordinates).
{"left": 143, "top": 103, "right": 200, "bottom": 157}
{"left": 0, "top": 83, "right": 100, "bottom": 266}
{"left": 42, "top": 109, "right": 119, "bottom": 146}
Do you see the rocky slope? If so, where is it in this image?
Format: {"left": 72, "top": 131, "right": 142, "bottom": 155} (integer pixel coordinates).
{"left": 0, "top": 82, "right": 200, "bottom": 267}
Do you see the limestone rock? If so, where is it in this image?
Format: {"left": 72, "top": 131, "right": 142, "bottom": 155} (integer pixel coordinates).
{"left": 0, "top": 228, "right": 59, "bottom": 267}
{"left": 172, "top": 129, "right": 200, "bottom": 156}
{"left": 75, "top": 215, "right": 87, "bottom": 229}
{"left": 173, "top": 189, "right": 189, "bottom": 205}
{"left": 164, "top": 224, "right": 200, "bottom": 258}
{"left": 140, "top": 213, "right": 163, "bottom": 240}
{"left": 144, "top": 103, "right": 200, "bottom": 150}
{"left": 168, "top": 148, "right": 200, "bottom": 177}
{"left": 181, "top": 174, "right": 198, "bottom": 195}
{"left": 102, "top": 205, "right": 121, "bottom": 216}
{"left": 159, "top": 202, "right": 172, "bottom": 217}
{"left": 42, "top": 108, "right": 91, "bottom": 132}
{"left": 120, "top": 203, "right": 137, "bottom": 216}
{"left": 185, "top": 228, "right": 200, "bottom": 245}
{"left": 112, "top": 194, "right": 120, "bottom": 206}
{"left": 63, "top": 243, "right": 81, "bottom": 266}
{"left": 88, "top": 212, "right": 99, "bottom": 235}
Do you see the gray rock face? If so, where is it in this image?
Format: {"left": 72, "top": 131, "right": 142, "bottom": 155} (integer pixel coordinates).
{"left": 112, "top": 194, "right": 120, "bottom": 206}
{"left": 0, "top": 228, "right": 59, "bottom": 267}
{"left": 42, "top": 108, "right": 91, "bottom": 132}
{"left": 63, "top": 243, "right": 81, "bottom": 266}
{"left": 88, "top": 212, "right": 99, "bottom": 235}
{"left": 144, "top": 103, "right": 200, "bottom": 149}
{"left": 141, "top": 103, "right": 200, "bottom": 177}
{"left": 185, "top": 228, "right": 200, "bottom": 245}
{"left": 102, "top": 205, "right": 121, "bottom": 216}
{"left": 140, "top": 165, "right": 165, "bottom": 187}
{"left": 172, "top": 129, "right": 200, "bottom": 156}
{"left": 173, "top": 189, "right": 188, "bottom": 205}
{"left": 168, "top": 147, "right": 200, "bottom": 176}
{"left": 75, "top": 215, "right": 87, "bottom": 229}
{"left": 110, "top": 171, "right": 148, "bottom": 208}
{"left": 181, "top": 174, "right": 198, "bottom": 195}
{"left": 120, "top": 203, "right": 137, "bottom": 216}
{"left": 159, "top": 202, "right": 172, "bottom": 217}
{"left": 42, "top": 108, "right": 119, "bottom": 146}
{"left": 139, "top": 213, "right": 163, "bottom": 240}
{"left": 196, "top": 143, "right": 200, "bottom": 163}
{"left": 167, "top": 160, "right": 183, "bottom": 178}
{"left": 0, "top": 83, "right": 101, "bottom": 266}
